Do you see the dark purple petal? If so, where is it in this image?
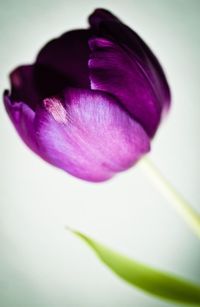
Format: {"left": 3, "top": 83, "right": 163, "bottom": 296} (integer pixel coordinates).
{"left": 35, "top": 88, "right": 150, "bottom": 182}
{"left": 4, "top": 91, "right": 38, "bottom": 154}
{"left": 9, "top": 65, "right": 41, "bottom": 110}
{"left": 8, "top": 30, "right": 92, "bottom": 110}
{"left": 9, "top": 64, "right": 79, "bottom": 111}
{"left": 35, "top": 29, "right": 91, "bottom": 99}
{"left": 89, "top": 9, "right": 171, "bottom": 115}
{"left": 89, "top": 37, "right": 161, "bottom": 137}
{"left": 89, "top": 8, "right": 120, "bottom": 25}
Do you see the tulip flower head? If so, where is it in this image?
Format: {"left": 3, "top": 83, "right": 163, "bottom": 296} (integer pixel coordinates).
{"left": 4, "top": 9, "right": 171, "bottom": 182}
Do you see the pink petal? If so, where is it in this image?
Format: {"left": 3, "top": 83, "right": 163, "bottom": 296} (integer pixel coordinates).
{"left": 35, "top": 88, "right": 150, "bottom": 182}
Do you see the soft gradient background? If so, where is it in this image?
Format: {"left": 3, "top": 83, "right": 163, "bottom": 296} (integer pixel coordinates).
{"left": 1, "top": 0, "right": 200, "bottom": 306}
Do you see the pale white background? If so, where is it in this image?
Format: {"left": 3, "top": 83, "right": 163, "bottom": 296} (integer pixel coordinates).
{"left": 1, "top": 0, "right": 200, "bottom": 306}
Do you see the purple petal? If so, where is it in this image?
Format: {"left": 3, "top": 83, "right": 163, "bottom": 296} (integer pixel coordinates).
{"left": 35, "top": 29, "right": 91, "bottom": 98}
{"left": 9, "top": 64, "right": 74, "bottom": 111}
{"left": 89, "top": 37, "right": 161, "bottom": 137}
{"left": 8, "top": 30, "right": 92, "bottom": 110}
{"left": 35, "top": 88, "right": 150, "bottom": 182}
{"left": 4, "top": 91, "right": 38, "bottom": 154}
{"left": 9, "top": 65, "right": 41, "bottom": 110}
{"left": 89, "top": 8, "right": 120, "bottom": 25}
{"left": 89, "top": 9, "right": 171, "bottom": 115}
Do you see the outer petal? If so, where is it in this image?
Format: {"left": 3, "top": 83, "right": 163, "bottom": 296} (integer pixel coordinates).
{"left": 35, "top": 88, "right": 150, "bottom": 182}
{"left": 89, "top": 9, "right": 171, "bottom": 116}
{"left": 9, "top": 64, "right": 72, "bottom": 111}
{"left": 9, "top": 65, "right": 41, "bottom": 110}
{"left": 89, "top": 37, "right": 161, "bottom": 137}
{"left": 8, "top": 30, "right": 92, "bottom": 110}
{"left": 4, "top": 91, "right": 38, "bottom": 154}
{"left": 35, "top": 29, "right": 91, "bottom": 99}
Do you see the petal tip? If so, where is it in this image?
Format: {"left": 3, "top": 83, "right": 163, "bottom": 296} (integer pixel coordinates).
{"left": 89, "top": 8, "right": 119, "bottom": 27}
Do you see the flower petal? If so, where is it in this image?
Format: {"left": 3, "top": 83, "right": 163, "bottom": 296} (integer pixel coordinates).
{"left": 89, "top": 37, "right": 161, "bottom": 137}
{"left": 9, "top": 65, "right": 41, "bottom": 110}
{"left": 89, "top": 9, "right": 171, "bottom": 115}
{"left": 35, "top": 29, "right": 91, "bottom": 98}
{"left": 9, "top": 64, "right": 72, "bottom": 111}
{"left": 35, "top": 88, "right": 150, "bottom": 182}
{"left": 4, "top": 91, "right": 38, "bottom": 154}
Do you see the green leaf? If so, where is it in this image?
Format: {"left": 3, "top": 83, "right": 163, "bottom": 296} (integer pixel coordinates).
{"left": 69, "top": 228, "right": 200, "bottom": 305}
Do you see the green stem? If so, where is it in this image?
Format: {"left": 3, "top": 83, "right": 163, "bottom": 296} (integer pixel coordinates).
{"left": 139, "top": 157, "right": 200, "bottom": 239}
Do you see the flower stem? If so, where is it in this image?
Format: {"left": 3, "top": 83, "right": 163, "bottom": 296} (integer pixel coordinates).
{"left": 139, "top": 157, "right": 200, "bottom": 239}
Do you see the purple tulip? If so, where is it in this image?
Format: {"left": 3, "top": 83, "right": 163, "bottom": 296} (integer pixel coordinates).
{"left": 4, "top": 9, "right": 171, "bottom": 182}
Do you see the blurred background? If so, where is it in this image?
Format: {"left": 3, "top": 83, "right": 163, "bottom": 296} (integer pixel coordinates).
{"left": 1, "top": 0, "right": 200, "bottom": 306}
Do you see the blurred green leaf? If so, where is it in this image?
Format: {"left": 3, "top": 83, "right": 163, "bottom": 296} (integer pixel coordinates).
{"left": 69, "top": 229, "right": 200, "bottom": 305}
